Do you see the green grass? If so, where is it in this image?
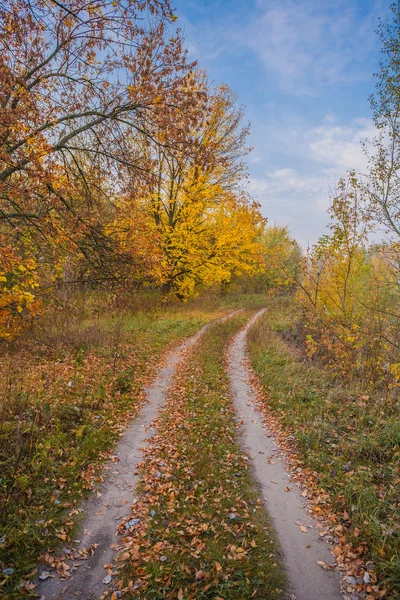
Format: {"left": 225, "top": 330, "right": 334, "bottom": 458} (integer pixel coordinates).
{"left": 0, "top": 302, "right": 226, "bottom": 599}
{"left": 117, "top": 313, "right": 285, "bottom": 599}
{"left": 247, "top": 296, "right": 400, "bottom": 594}
{"left": 218, "top": 292, "right": 268, "bottom": 310}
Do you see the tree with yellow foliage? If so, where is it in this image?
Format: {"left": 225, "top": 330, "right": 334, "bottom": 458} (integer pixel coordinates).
{"left": 0, "top": 244, "right": 41, "bottom": 339}
{"left": 297, "top": 174, "right": 400, "bottom": 383}
{"left": 144, "top": 85, "right": 265, "bottom": 298}
{"left": 0, "top": 1, "right": 269, "bottom": 338}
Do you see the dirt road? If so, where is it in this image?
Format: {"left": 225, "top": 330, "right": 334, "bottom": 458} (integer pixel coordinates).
{"left": 38, "top": 322, "right": 215, "bottom": 599}
{"left": 39, "top": 309, "right": 343, "bottom": 600}
{"left": 227, "top": 309, "right": 342, "bottom": 600}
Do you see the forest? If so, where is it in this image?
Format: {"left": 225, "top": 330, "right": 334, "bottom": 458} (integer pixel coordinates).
{"left": 0, "top": 1, "right": 399, "bottom": 599}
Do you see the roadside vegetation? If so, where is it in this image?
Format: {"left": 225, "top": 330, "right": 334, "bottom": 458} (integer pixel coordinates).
{"left": 113, "top": 311, "right": 285, "bottom": 599}
{"left": 248, "top": 296, "right": 400, "bottom": 596}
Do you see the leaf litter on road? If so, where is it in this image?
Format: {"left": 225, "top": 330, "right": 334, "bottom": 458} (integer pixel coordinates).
{"left": 110, "top": 313, "right": 285, "bottom": 599}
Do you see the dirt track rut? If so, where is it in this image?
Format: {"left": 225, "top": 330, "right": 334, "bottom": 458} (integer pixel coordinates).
{"left": 227, "top": 309, "right": 342, "bottom": 600}
{"left": 39, "top": 322, "right": 215, "bottom": 599}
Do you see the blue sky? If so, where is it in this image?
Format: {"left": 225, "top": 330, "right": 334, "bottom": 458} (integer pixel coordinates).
{"left": 173, "top": 0, "right": 392, "bottom": 246}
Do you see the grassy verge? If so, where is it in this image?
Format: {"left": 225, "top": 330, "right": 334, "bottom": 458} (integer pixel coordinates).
{"left": 247, "top": 295, "right": 400, "bottom": 596}
{"left": 217, "top": 293, "right": 269, "bottom": 310}
{"left": 114, "top": 312, "right": 285, "bottom": 599}
{"left": 0, "top": 301, "right": 228, "bottom": 598}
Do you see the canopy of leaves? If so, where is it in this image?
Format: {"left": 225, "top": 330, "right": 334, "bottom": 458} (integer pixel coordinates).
{"left": 0, "top": 1, "right": 266, "bottom": 337}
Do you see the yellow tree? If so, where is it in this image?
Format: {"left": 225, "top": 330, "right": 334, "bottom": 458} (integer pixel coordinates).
{"left": 144, "top": 84, "right": 264, "bottom": 297}
{"left": 296, "top": 174, "right": 398, "bottom": 382}
{"left": 0, "top": 0, "right": 207, "bottom": 327}
{"left": 241, "top": 225, "right": 302, "bottom": 293}
{"left": 159, "top": 183, "right": 265, "bottom": 298}
{"left": 0, "top": 244, "right": 41, "bottom": 339}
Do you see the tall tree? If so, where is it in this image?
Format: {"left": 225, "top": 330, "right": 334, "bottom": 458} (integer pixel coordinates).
{"left": 367, "top": 4, "right": 400, "bottom": 238}
{"left": 142, "top": 85, "right": 263, "bottom": 297}
{"left": 0, "top": 0, "right": 201, "bottom": 281}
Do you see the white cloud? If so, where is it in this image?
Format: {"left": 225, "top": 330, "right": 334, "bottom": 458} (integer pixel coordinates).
{"left": 249, "top": 116, "right": 377, "bottom": 246}
{"left": 250, "top": 167, "right": 331, "bottom": 230}
{"left": 309, "top": 118, "right": 375, "bottom": 172}
{"left": 251, "top": 168, "right": 327, "bottom": 196}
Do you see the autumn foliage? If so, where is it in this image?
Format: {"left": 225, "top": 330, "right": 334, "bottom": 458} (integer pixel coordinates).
{"left": 0, "top": 0, "right": 264, "bottom": 338}
{"left": 0, "top": 244, "right": 40, "bottom": 338}
{"left": 290, "top": 7, "right": 400, "bottom": 400}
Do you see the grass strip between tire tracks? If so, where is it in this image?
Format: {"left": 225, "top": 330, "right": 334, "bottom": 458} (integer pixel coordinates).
{"left": 113, "top": 311, "right": 285, "bottom": 599}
